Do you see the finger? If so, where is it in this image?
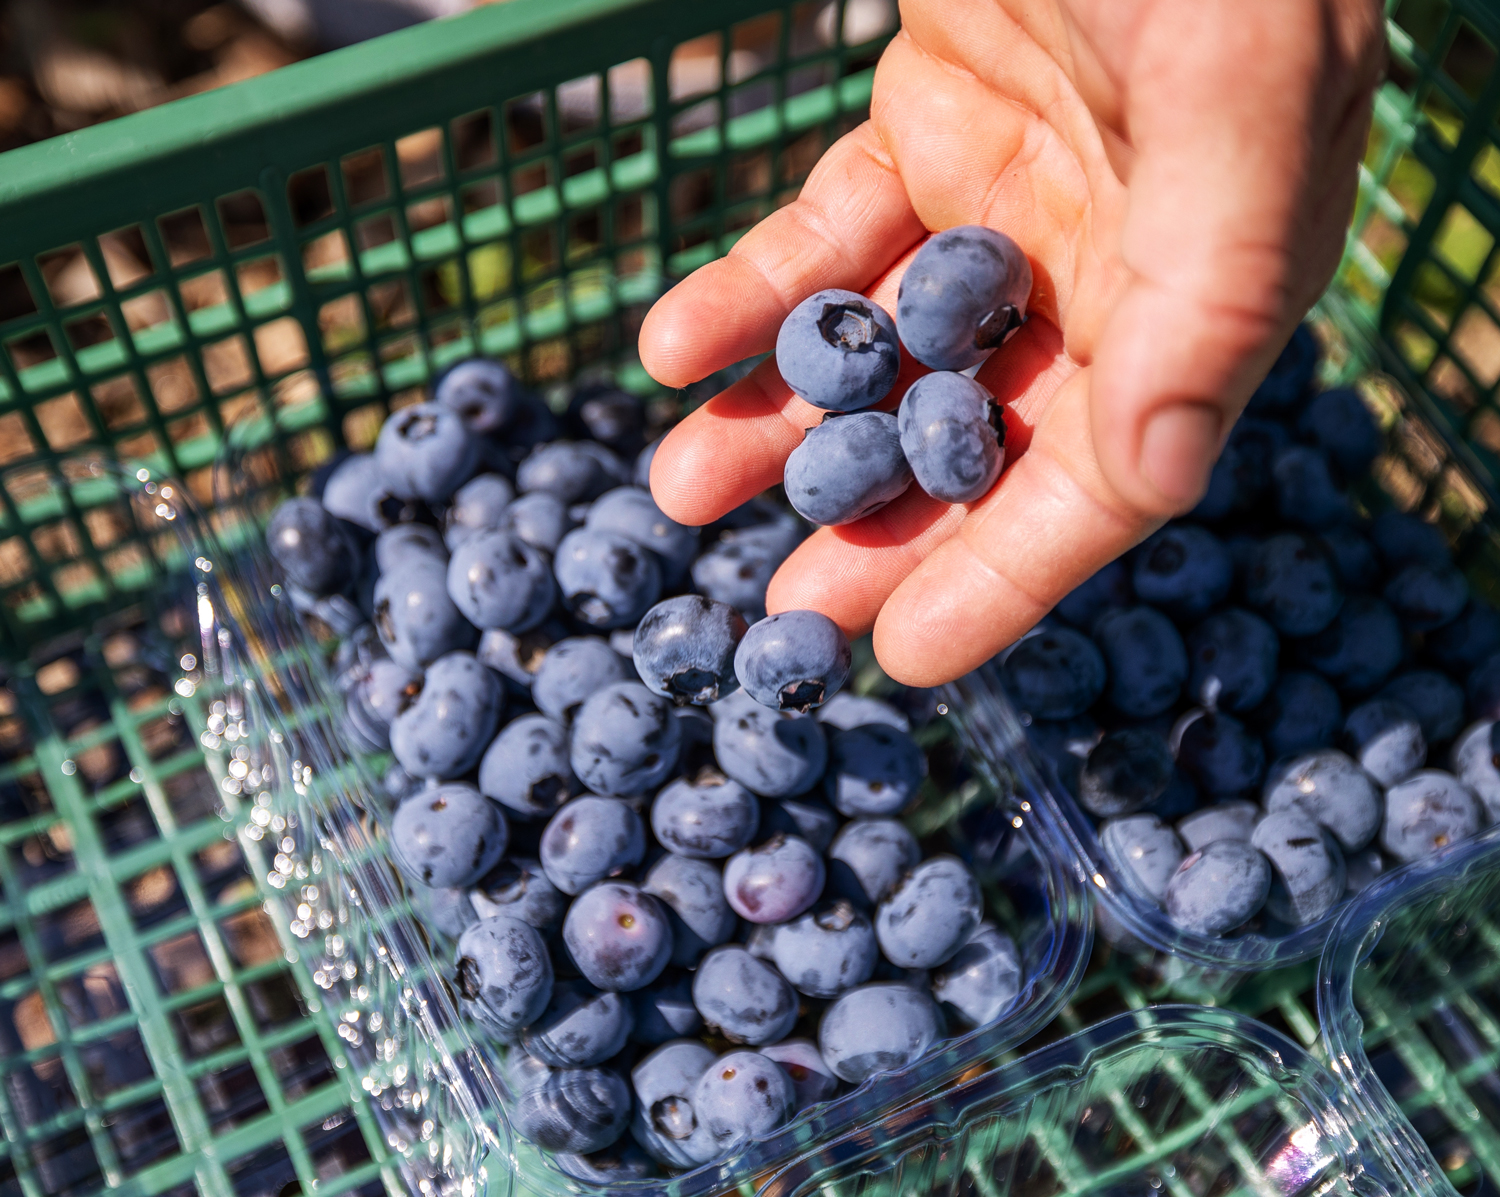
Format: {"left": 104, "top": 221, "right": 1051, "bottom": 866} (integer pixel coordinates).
{"left": 637, "top": 119, "right": 925, "bottom": 389}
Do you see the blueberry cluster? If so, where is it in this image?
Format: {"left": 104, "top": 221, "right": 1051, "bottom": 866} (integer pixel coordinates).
{"left": 1013, "top": 325, "right": 1500, "bottom": 939}
{"left": 265, "top": 359, "right": 1021, "bottom": 1179}
{"left": 775, "top": 226, "right": 1031, "bottom": 525}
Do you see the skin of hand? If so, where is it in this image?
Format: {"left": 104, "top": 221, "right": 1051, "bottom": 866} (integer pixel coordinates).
{"left": 639, "top": 0, "right": 1385, "bottom": 687}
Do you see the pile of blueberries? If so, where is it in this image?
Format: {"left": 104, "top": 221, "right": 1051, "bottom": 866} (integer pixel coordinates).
{"left": 1012, "top": 324, "right": 1500, "bottom": 941}
{"left": 263, "top": 359, "right": 1023, "bottom": 1181}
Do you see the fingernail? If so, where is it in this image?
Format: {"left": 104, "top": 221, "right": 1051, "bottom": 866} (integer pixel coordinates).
{"left": 1139, "top": 403, "right": 1222, "bottom": 506}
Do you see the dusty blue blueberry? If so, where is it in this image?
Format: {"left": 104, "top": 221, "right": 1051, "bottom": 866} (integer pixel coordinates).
{"left": 1099, "top": 814, "right": 1184, "bottom": 905}
{"left": 1343, "top": 698, "right": 1425, "bottom": 787}
{"left": 1077, "top": 729, "right": 1174, "bottom": 817}
{"left": 773, "top": 899, "right": 878, "bottom": 998}
{"left": 651, "top": 770, "right": 760, "bottom": 859}
{"left": 633, "top": 597, "right": 748, "bottom": 706}
{"left": 1298, "top": 595, "right": 1404, "bottom": 694}
{"left": 1384, "top": 563, "right": 1469, "bottom": 632}
{"left": 1381, "top": 769, "right": 1482, "bottom": 863}
{"left": 514, "top": 1067, "right": 632, "bottom": 1154}
{"left": 1001, "top": 626, "right": 1106, "bottom": 720}
{"left": 479, "top": 714, "right": 578, "bottom": 819}
{"left": 775, "top": 289, "right": 900, "bottom": 412}
{"left": 690, "top": 519, "right": 805, "bottom": 620}
{"left": 564, "top": 881, "right": 674, "bottom": 991}
{"left": 1164, "top": 841, "right": 1271, "bottom": 936}
{"left": 321, "top": 453, "right": 396, "bottom": 534}
{"left": 896, "top": 225, "right": 1032, "bottom": 371}
{"left": 374, "top": 523, "right": 446, "bottom": 572}
{"left": 1344, "top": 847, "right": 1387, "bottom": 897}
{"left": 818, "top": 983, "right": 943, "bottom": 1083}
{"left": 712, "top": 691, "right": 828, "bottom": 797}
{"left": 587, "top": 487, "right": 698, "bottom": 585}
{"left": 435, "top": 358, "right": 523, "bottom": 434}
{"left": 267, "top": 497, "right": 358, "bottom": 595}
{"left": 523, "top": 980, "right": 635, "bottom": 1067}
{"left": 692, "top": 946, "right": 798, "bottom": 1045}
{"left": 555, "top": 1141, "right": 656, "bottom": 1184}
{"left": 930, "top": 923, "right": 1021, "bottom": 1027}
{"left": 1371, "top": 511, "right": 1450, "bottom": 571}
{"left": 825, "top": 723, "right": 926, "bottom": 817}
{"left": 503, "top": 491, "right": 575, "bottom": 554}
{"left": 568, "top": 381, "right": 645, "bottom": 455}
{"left": 1263, "top": 749, "right": 1381, "bottom": 853}
{"left": 1244, "top": 534, "right": 1343, "bottom": 637}
{"left": 1298, "top": 388, "right": 1382, "bottom": 479}
{"left": 1377, "top": 670, "right": 1464, "bottom": 744}
{"left": 392, "top": 783, "right": 508, "bottom": 888}
{"left": 634, "top": 436, "right": 662, "bottom": 490}
{"left": 446, "top": 529, "right": 555, "bottom": 631}
{"left": 1317, "top": 526, "right": 1381, "bottom": 591}
{"left": 348, "top": 656, "right": 422, "bottom": 751}
{"left": 1055, "top": 559, "right": 1133, "bottom": 633}
{"left": 518, "top": 441, "right": 627, "bottom": 504}
{"left": 1176, "top": 800, "right": 1259, "bottom": 852}
{"left": 630, "top": 1040, "right": 717, "bottom": 1166}
{"left": 723, "top": 834, "right": 825, "bottom": 924}
{"left": 784, "top": 411, "right": 913, "bottom": 527}
{"left": 1469, "top": 652, "right": 1500, "bottom": 721}
{"left": 384, "top": 762, "right": 425, "bottom": 803}
{"left": 759, "top": 797, "right": 838, "bottom": 854}
{"left": 390, "top": 651, "right": 503, "bottom": 779}
{"left": 570, "top": 682, "right": 682, "bottom": 797}
{"left": 1131, "top": 524, "right": 1232, "bottom": 618}
{"left": 1094, "top": 606, "right": 1188, "bottom": 718}
{"left": 643, "top": 854, "right": 736, "bottom": 967}
{"left": 375, "top": 402, "right": 478, "bottom": 502}
{"left": 1452, "top": 721, "right": 1500, "bottom": 823}
{"left": 1272, "top": 445, "right": 1349, "bottom": 531}
{"left": 555, "top": 528, "right": 662, "bottom": 630}
{"left": 533, "top": 637, "right": 631, "bottom": 723}
{"left": 897, "top": 371, "right": 1005, "bottom": 503}
{"left": 409, "top": 883, "right": 480, "bottom": 941}
{"left": 1024, "top": 715, "right": 1098, "bottom": 797}
{"left": 828, "top": 819, "right": 920, "bottom": 907}
{"left": 455, "top": 914, "right": 553, "bottom": 1035}
{"left": 1250, "top": 811, "right": 1345, "bottom": 927}
{"left": 1256, "top": 671, "right": 1342, "bottom": 762}
{"left": 629, "top": 973, "right": 704, "bottom": 1045}
{"left": 816, "top": 693, "right": 910, "bottom": 732}
{"left": 1247, "top": 324, "right": 1319, "bottom": 414}
{"left": 1428, "top": 601, "right": 1500, "bottom": 675}
{"left": 445, "top": 474, "right": 515, "bottom": 550}
{"left": 875, "top": 855, "right": 982, "bottom": 969}
{"left": 735, "top": 609, "right": 851, "bottom": 712}
{"left": 1176, "top": 712, "right": 1266, "bottom": 797}
{"left": 758, "top": 1040, "right": 838, "bottom": 1111}
{"left": 471, "top": 857, "right": 568, "bottom": 933}
{"left": 1187, "top": 608, "right": 1279, "bottom": 712}
{"left": 541, "top": 795, "right": 647, "bottom": 895}
{"left": 694, "top": 1050, "right": 796, "bottom": 1154}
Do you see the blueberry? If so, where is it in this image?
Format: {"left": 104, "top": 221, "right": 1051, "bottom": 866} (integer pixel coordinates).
{"left": 523, "top": 981, "right": 635, "bottom": 1067}
{"left": 570, "top": 682, "right": 681, "bottom": 797}
{"left": 735, "top": 610, "right": 852, "bottom": 712}
{"left": 1298, "top": 595, "right": 1404, "bottom": 694}
{"left": 1451, "top": 721, "right": 1500, "bottom": 822}
{"left": 555, "top": 528, "right": 662, "bottom": 630}
{"left": 691, "top": 519, "right": 806, "bottom": 621}
{"left": 1429, "top": 601, "right": 1500, "bottom": 676}
{"left": 723, "top": 834, "right": 826, "bottom": 924}
{"left": 470, "top": 856, "right": 568, "bottom": 933}
{"left": 634, "top": 437, "right": 662, "bottom": 490}
{"left": 1223, "top": 416, "right": 1291, "bottom": 503}
{"left": 445, "top": 473, "right": 516, "bottom": 549}
{"left": 774, "top": 289, "right": 901, "bottom": 412}
{"left": 1371, "top": 511, "right": 1450, "bottom": 571}
{"left": 392, "top": 784, "right": 508, "bottom": 888}
{"left": 321, "top": 453, "right": 396, "bottom": 533}
{"left": 1146, "top": 767, "right": 1201, "bottom": 820}
{"left": 1244, "top": 534, "right": 1343, "bottom": 637}
{"left": 1251, "top": 811, "right": 1346, "bottom": 926}
{"left": 375, "top": 402, "right": 479, "bottom": 502}
{"left": 1099, "top": 814, "right": 1184, "bottom": 905}
{"left": 1343, "top": 698, "right": 1425, "bottom": 787}
{"left": 587, "top": 487, "right": 699, "bottom": 585}
{"left": 1094, "top": 607, "right": 1188, "bottom": 718}
{"left": 693, "top": 1050, "right": 796, "bottom": 1154}
{"left": 643, "top": 854, "right": 736, "bottom": 967}
{"left": 1176, "top": 800, "right": 1259, "bottom": 852}
{"left": 564, "top": 882, "right": 673, "bottom": 991}
{"left": 815, "top": 693, "right": 911, "bottom": 733}
{"left": 1164, "top": 841, "right": 1271, "bottom": 936}
{"left": 347, "top": 656, "right": 422, "bottom": 750}
{"left": 1130, "top": 524, "right": 1232, "bottom": 619}
{"left": 374, "top": 523, "right": 446, "bottom": 573}
{"left": 1255, "top": 671, "right": 1342, "bottom": 761}
{"left": 1191, "top": 452, "right": 1239, "bottom": 523}
{"left": 533, "top": 637, "right": 631, "bottom": 723}
{"left": 828, "top": 819, "right": 921, "bottom": 906}
{"left": 1176, "top": 711, "right": 1266, "bottom": 797}
{"left": 1244, "top": 323, "right": 1317, "bottom": 411}
{"left": 629, "top": 1040, "right": 718, "bottom": 1166}
{"left": 1272, "top": 445, "right": 1349, "bottom": 531}
{"left": 783, "top": 410, "right": 914, "bottom": 526}
{"left": 772, "top": 899, "right": 879, "bottom": 998}
{"left": 1317, "top": 526, "right": 1381, "bottom": 591}
{"left": 1055, "top": 560, "right": 1133, "bottom": 633}
{"left": 267, "top": 498, "right": 357, "bottom": 595}
{"left": 374, "top": 563, "right": 477, "bottom": 671}
{"left": 1469, "top": 652, "right": 1500, "bottom": 721}
{"left": 759, "top": 796, "right": 839, "bottom": 854}
{"left": 930, "top": 923, "right": 1021, "bottom": 1027}
{"left": 691, "top": 946, "right": 798, "bottom": 1045}
{"left": 514, "top": 1066, "right": 632, "bottom": 1154}
{"left": 519, "top": 441, "right": 627, "bottom": 504}
{"left": 1344, "top": 847, "right": 1387, "bottom": 896}
{"left": 435, "top": 358, "right": 523, "bottom": 434}
{"left": 633, "top": 597, "right": 748, "bottom": 707}
{"left": 824, "top": 723, "right": 926, "bottom": 817}
{"left": 1077, "top": 729, "right": 1174, "bottom": 817}
{"left": 1298, "top": 388, "right": 1382, "bottom": 478}
{"left": 875, "top": 855, "right": 982, "bottom": 969}
{"left": 504, "top": 491, "right": 576, "bottom": 554}
{"left": 651, "top": 770, "right": 760, "bottom": 859}
{"left": 712, "top": 691, "right": 828, "bottom": 797}
{"left": 568, "top": 381, "right": 646, "bottom": 455}
{"left": 542, "top": 796, "right": 647, "bottom": 894}
{"left": 1186, "top": 608, "right": 1279, "bottom": 712}
{"left": 409, "top": 883, "right": 480, "bottom": 941}
{"left": 629, "top": 974, "right": 704, "bottom": 1045}
{"left": 390, "top": 652, "right": 503, "bottom": 779}
{"left": 455, "top": 914, "right": 553, "bottom": 1035}
{"left": 1023, "top": 715, "right": 1099, "bottom": 797}
{"left": 1383, "top": 563, "right": 1469, "bottom": 632}
{"left": 1377, "top": 670, "right": 1463, "bottom": 744}
{"left": 818, "top": 983, "right": 943, "bottom": 1083}
{"left": 896, "top": 225, "right": 1031, "bottom": 372}
{"left": 1263, "top": 749, "right": 1381, "bottom": 852}
{"left": 446, "top": 529, "right": 555, "bottom": 632}
{"left": 897, "top": 371, "right": 1005, "bottom": 503}
{"left": 478, "top": 714, "right": 578, "bottom": 819}
{"left": 1380, "top": 770, "right": 1483, "bottom": 863}
{"left": 758, "top": 1040, "right": 838, "bottom": 1111}
{"left": 1000, "top": 626, "right": 1106, "bottom": 720}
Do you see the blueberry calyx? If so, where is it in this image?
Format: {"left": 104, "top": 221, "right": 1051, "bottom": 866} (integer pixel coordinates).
{"left": 817, "top": 302, "right": 877, "bottom": 352}
{"left": 974, "top": 305, "right": 1024, "bottom": 351}
{"left": 986, "top": 403, "right": 1007, "bottom": 440}
{"left": 402, "top": 412, "right": 441, "bottom": 441}
{"left": 779, "top": 680, "right": 825, "bottom": 711}
{"left": 456, "top": 955, "right": 482, "bottom": 1000}
{"left": 664, "top": 667, "right": 720, "bottom": 706}
{"left": 651, "top": 1097, "right": 695, "bottom": 1138}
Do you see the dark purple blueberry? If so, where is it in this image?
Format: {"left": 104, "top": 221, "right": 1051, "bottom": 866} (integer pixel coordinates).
{"left": 1130, "top": 524, "right": 1232, "bottom": 618}
{"left": 563, "top": 882, "right": 673, "bottom": 992}
{"left": 1077, "top": 729, "right": 1174, "bottom": 817}
{"left": 723, "top": 834, "right": 826, "bottom": 924}
{"left": 1186, "top": 608, "right": 1279, "bottom": 712}
{"left": 1244, "top": 533, "right": 1343, "bottom": 637}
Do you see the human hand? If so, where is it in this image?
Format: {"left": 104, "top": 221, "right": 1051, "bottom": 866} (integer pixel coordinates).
{"left": 638, "top": 0, "right": 1384, "bottom": 686}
